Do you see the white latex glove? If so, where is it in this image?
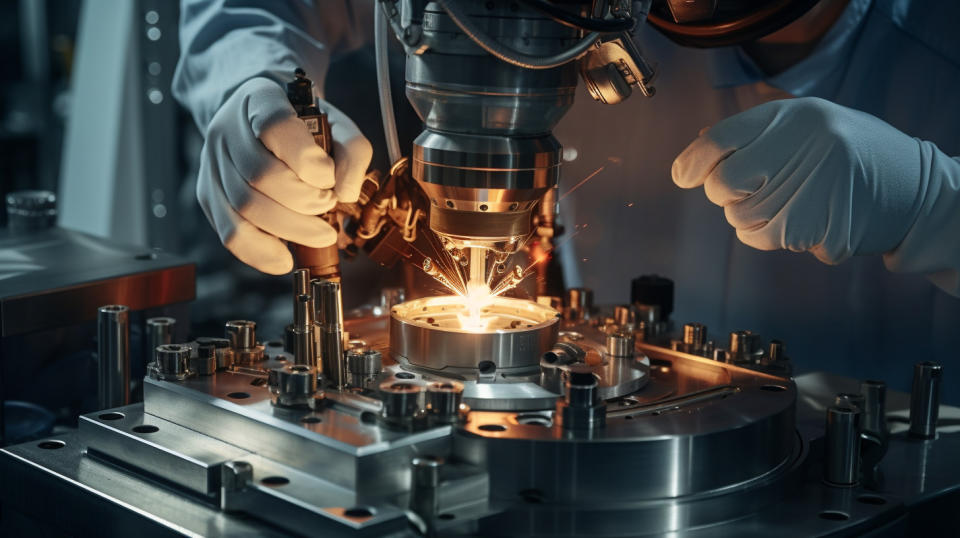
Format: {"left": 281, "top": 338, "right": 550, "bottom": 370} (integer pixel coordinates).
{"left": 196, "top": 77, "right": 372, "bottom": 274}
{"left": 672, "top": 97, "right": 960, "bottom": 294}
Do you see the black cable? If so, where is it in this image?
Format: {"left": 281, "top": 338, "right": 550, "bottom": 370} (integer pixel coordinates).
{"left": 518, "top": 0, "right": 634, "bottom": 33}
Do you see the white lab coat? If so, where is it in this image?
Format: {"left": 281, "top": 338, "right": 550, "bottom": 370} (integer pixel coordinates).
{"left": 174, "top": 0, "right": 960, "bottom": 401}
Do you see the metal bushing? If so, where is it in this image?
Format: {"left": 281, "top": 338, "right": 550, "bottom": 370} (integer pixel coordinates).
{"left": 149, "top": 343, "right": 193, "bottom": 381}
{"left": 197, "top": 337, "right": 234, "bottom": 370}
{"left": 191, "top": 343, "right": 217, "bottom": 376}
{"left": 909, "top": 361, "right": 943, "bottom": 439}
{"left": 347, "top": 349, "right": 383, "bottom": 388}
{"left": 558, "top": 365, "right": 606, "bottom": 430}
{"left": 379, "top": 381, "right": 422, "bottom": 425}
{"left": 605, "top": 331, "right": 636, "bottom": 359}
{"left": 426, "top": 381, "right": 464, "bottom": 424}
{"left": 225, "top": 320, "right": 264, "bottom": 365}
{"left": 269, "top": 364, "right": 320, "bottom": 407}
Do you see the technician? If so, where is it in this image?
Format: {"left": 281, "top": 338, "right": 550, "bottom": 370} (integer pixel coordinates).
{"left": 174, "top": 0, "right": 960, "bottom": 395}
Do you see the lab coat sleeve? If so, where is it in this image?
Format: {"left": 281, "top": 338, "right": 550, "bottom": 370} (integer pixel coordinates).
{"left": 173, "top": 0, "right": 355, "bottom": 132}
{"left": 883, "top": 142, "right": 960, "bottom": 296}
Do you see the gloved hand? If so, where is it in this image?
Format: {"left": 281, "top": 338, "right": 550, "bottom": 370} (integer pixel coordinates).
{"left": 672, "top": 96, "right": 927, "bottom": 265}
{"left": 196, "top": 77, "right": 372, "bottom": 274}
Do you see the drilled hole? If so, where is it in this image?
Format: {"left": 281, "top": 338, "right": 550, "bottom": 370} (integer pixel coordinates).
{"left": 227, "top": 392, "right": 250, "bottom": 399}
{"left": 38, "top": 440, "right": 65, "bottom": 450}
{"left": 479, "top": 204, "right": 488, "bottom": 211}
{"left": 858, "top": 495, "right": 887, "bottom": 505}
{"left": 478, "top": 424, "right": 506, "bottom": 432}
{"left": 132, "top": 425, "right": 159, "bottom": 434}
{"left": 819, "top": 511, "right": 849, "bottom": 521}
{"left": 516, "top": 414, "right": 551, "bottom": 427}
{"left": 301, "top": 416, "right": 322, "bottom": 424}
{"left": 260, "top": 476, "right": 289, "bottom": 486}
{"left": 344, "top": 506, "right": 374, "bottom": 518}
{"left": 98, "top": 412, "right": 125, "bottom": 421}
{"left": 395, "top": 372, "right": 415, "bottom": 380}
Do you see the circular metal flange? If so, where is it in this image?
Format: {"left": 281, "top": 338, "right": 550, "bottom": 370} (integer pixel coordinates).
{"left": 390, "top": 296, "right": 560, "bottom": 374}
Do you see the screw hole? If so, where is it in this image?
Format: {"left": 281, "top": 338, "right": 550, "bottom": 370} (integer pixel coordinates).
{"left": 344, "top": 506, "right": 375, "bottom": 518}
{"left": 132, "top": 425, "right": 159, "bottom": 434}
{"left": 857, "top": 495, "right": 887, "bottom": 505}
{"left": 260, "top": 476, "right": 289, "bottom": 486}
{"left": 395, "top": 372, "right": 415, "bottom": 380}
{"left": 760, "top": 384, "right": 787, "bottom": 392}
{"left": 478, "top": 424, "right": 507, "bottom": 432}
{"left": 98, "top": 412, "right": 125, "bottom": 421}
{"left": 516, "top": 414, "right": 551, "bottom": 427}
{"left": 819, "top": 511, "right": 849, "bottom": 521}
{"left": 227, "top": 392, "right": 250, "bottom": 399}
{"left": 479, "top": 204, "right": 488, "bottom": 211}
{"left": 38, "top": 440, "right": 65, "bottom": 450}
{"left": 445, "top": 200, "right": 455, "bottom": 208}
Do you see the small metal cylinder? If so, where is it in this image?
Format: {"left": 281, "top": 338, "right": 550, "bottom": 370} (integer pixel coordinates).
{"left": 197, "top": 337, "right": 234, "bottom": 370}
{"left": 314, "top": 279, "right": 346, "bottom": 389}
{"left": 728, "top": 330, "right": 755, "bottom": 355}
{"left": 613, "top": 305, "right": 634, "bottom": 327}
{"left": 409, "top": 456, "right": 444, "bottom": 520}
{"left": 98, "top": 305, "right": 130, "bottom": 409}
{"left": 292, "top": 268, "right": 310, "bottom": 297}
{"left": 293, "top": 294, "right": 316, "bottom": 367}
{"left": 824, "top": 405, "right": 861, "bottom": 486}
{"left": 909, "top": 361, "right": 943, "bottom": 439}
{"left": 155, "top": 344, "right": 191, "bottom": 378}
{"left": 347, "top": 349, "right": 383, "bottom": 388}
{"left": 605, "top": 331, "right": 635, "bottom": 358}
{"left": 682, "top": 323, "right": 706, "bottom": 348}
{"left": 426, "top": 381, "right": 463, "bottom": 423}
{"left": 192, "top": 343, "right": 217, "bottom": 376}
{"left": 559, "top": 365, "right": 606, "bottom": 430}
{"left": 270, "top": 364, "right": 318, "bottom": 407}
{"left": 565, "top": 287, "right": 593, "bottom": 321}
{"left": 379, "top": 381, "right": 422, "bottom": 422}
{"left": 225, "top": 320, "right": 256, "bottom": 350}
{"left": 768, "top": 340, "right": 785, "bottom": 361}
{"left": 146, "top": 317, "right": 175, "bottom": 358}
{"left": 860, "top": 380, "right": 887, "bottom": 439}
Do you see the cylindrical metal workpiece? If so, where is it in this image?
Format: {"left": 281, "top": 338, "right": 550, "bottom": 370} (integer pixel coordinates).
{"left": 426, "top": 381, "right": 464, "bottom": 423}
{"left": 314, "top": 279, "right": 346, "bottom": 389}
{"left": 605, "top": 331, "right": 635, "bottom": 358}
{"left": 155, "top": 344, "right": 191, "bottom": 377}
{"left": 379, "top": 381, "right": 422, "bottom": 421}
{"left": 293, "top": 294, "right": 315, "bottom": 366}
{"left": 824, "top": 405, "right": 861, "bottom": 486}
{"left": 565, "top": 287, "right": 593, "bottom": 320}
{"left": 270, "top": 364, "right": 318, "bottom": 407}
{"left": 768, "top": 340, "right": 785, "bottom": 361}
{"left": 98, "top": 305, "right": 130, "bottom": 409}
{"left": 565, "top": 367, "right": 599, "bottom": 408}
{"left": 225, "top": 320, "right": 256, "bottom": 350}
{"left": 292, "top": 268, "right": 310, "bottom": 297}
{"left": 613, "top": 305, "right": 634, "bottom": 327}
{"left": 909, "top": 361, "right": 943, "bottom": 439}
{"left": 347, "top": 349, "right": 382, "bottom": 388}
{"left": 197, "top": 337, "right": 233, "bottom": 370}
{"left": 146, "top": 317, "right": 175, "bottom": 358}
{"left": 409, "top": 456, "right": 444, "bottom": 520}
{"left": 682, "top": 323, "right": 707, "bottom": 348}
{"left": 729, "top": 330, "right": 755, "bottom": 355}
{"left": 860, "top": 380, "right": 888, "bottom": 439}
